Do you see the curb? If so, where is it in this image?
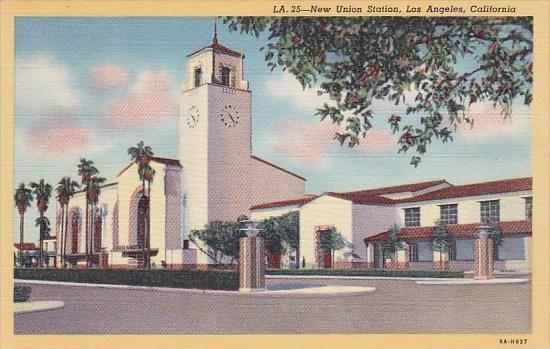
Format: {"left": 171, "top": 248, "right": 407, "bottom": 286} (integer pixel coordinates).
{"left": 14, "top": 301, "right": 65, "bottom": 315}
{"left": 415, "top": 278, "right": 530, "bottom": 285}
{"left": 14, "top": 279, "right": 376, "bottom": 297}
{"left": 266, "top": 275, "right": 466, "bottom": 281}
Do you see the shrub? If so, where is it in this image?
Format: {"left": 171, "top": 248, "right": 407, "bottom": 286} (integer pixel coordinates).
{"left": 266, "top": 268, "right": 463, "bottom": 278}
{"left": 14, "top": 285, "right": 32, "bottom": 302}
{"left": 14, "top": 268, "right": 239, "bottom": 291}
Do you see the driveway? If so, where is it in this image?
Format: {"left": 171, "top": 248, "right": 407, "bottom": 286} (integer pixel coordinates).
{"left": 14, "top": 277, "right": 530, "bottom": 334}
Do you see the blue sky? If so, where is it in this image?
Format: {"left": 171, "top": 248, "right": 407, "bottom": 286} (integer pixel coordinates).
{"left": 14, "top": 17, "right": 531, "bottom": 242}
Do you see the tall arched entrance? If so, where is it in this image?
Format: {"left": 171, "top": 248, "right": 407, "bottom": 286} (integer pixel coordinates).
{"left": 137, "top": 195, "right": 149, "bottom": 249}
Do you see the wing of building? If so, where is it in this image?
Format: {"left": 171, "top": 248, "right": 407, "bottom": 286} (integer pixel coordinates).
{"left": 251, "top": 177, "right": 532, "bottom": 272}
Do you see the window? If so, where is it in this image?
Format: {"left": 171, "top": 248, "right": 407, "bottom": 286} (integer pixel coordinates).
{"left": 439, "top": 204, "right": 458, "bottom": 225}
{"left": 524, "top": 197, "right": 532, "bottom": 220}
{"left": 409, "top": 243, "right": 419, "bottom": 262}
{"left": 480, "top": 200, "right": 500, "bottom": 223}
{"left": 221, "top": 66, "right": 232, "bottom": 86}
{"left": 183, "top": 240, "right": 190, "bottom": 249}
{"left": 404, "top": 207, "right": 420, "bottom": 227}
{"left": 448, "top": 239, "right": 456, "bottom": 261}
{"left": 194, "top": 68, "right": 202, "bottom": 87}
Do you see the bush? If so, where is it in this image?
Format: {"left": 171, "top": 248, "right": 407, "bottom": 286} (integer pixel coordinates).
{"left": 14, "top": 285, "right": 32, "bottom": 302}
{"left": 266, "top": 268, "right": 463, "bottom": 278}
{"left": 14, "top": 268, "right": 239, "bottom": 291}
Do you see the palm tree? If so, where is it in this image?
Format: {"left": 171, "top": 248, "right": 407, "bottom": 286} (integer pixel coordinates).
{"left": 14, "top": 183, "right": 33, "bottom": 267}
{"left": 29, "top": 179, "right": 53, "bottom": 268}
{"left": 128, "top": 141, "right": 155, "bottom": 269}
{"left": 77, "top": 159, "right": 98, "bottom": 267}
{"left": 56, "top": 177, "right": 80, "bottom": 267}
{"left": 35, "top": 216, "right": 51, "bottom": 266}
{"left": 86, "top": 176, "right": 106, "bottom": 267}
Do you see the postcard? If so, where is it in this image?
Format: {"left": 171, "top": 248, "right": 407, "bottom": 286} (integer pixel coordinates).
{"left": 1, "top": 1, "right": 549, "bottom": 348}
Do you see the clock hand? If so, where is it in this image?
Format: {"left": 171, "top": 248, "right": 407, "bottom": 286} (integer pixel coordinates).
{"left": 228, "top": 114, "right": 235, "bottom": 123}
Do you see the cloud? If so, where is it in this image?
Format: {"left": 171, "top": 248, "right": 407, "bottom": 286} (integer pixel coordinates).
{"left": 89, "top": 64, "right": 129, "bottom": 89}
{"left": 262, "top": 72, "right": 329, "bottom": 111}
{"left": 23, "top": 111, "right": 92, "bottom": 155}
{"left": 273, "top": 119, "right": 394, "bottom": 167}
{"left": 16, "top": 54, "right": 80, "bottom": 113}
{"left": 453, "top": 102, "right": 530, "bottom": 140}
{"left": 103, "top": 69, "right": 178, "bottom": 128}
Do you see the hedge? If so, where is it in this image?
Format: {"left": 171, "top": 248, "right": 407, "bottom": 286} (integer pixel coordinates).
{"left": 266, "top": 268, "right": 464, "bottom": 278}
{"left": 14, "top": 268, "right": 239, "bottom": 291}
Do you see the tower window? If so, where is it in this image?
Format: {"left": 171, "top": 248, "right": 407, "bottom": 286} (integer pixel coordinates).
{"left": 194, "top": 68, "right": 202, "bottom": 87}
{"left": 221, "top": 66, "right": 232, "bottom": 86}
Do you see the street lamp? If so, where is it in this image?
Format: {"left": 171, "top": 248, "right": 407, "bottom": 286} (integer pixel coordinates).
{"left": 239, "top": 219, "right": 262, "bottom": 237}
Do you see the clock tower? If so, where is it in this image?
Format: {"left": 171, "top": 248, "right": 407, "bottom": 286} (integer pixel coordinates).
{"left": 179, "top": 29, "right": 252, "bottom": 258}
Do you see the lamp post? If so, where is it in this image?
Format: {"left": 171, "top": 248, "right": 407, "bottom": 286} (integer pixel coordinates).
{"left": 238, "top": 219, "right": 266, "bottom": 292}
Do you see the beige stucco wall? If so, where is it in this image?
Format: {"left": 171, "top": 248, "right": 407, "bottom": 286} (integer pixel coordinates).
{"left": 207, "top": 84, "right": 252, "bottom": 222}
{"left": 397, "top": 191, "right": 532, "bottom": 226}
{"left": 299, "top": 195, "right": 353, "bottom": 268}
{"left": 250, "top": 159, "right": 306, "bottom": 210}
{"left": 352, "top": 204, "right": 398, "bottom": 262}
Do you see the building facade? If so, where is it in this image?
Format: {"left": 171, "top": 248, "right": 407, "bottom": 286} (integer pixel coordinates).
{"left": 55, "top": 36, "right": 305, "bottom": 269}
{"left": 54, "top": 36, "right": 532, "bottom": 273}
{"left": 251, "top": 177, "right": 532, "bottom": 272}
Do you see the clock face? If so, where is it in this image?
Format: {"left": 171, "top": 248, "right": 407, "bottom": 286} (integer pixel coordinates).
{"left": 187, "top": 106, "right": 200, "bottom": 128}
{"left": 219, "top": 104, "right": 240, "bottom": 128}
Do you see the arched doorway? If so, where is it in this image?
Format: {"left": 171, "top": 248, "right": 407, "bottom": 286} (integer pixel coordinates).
{"left": 137, "top": 195, "right": 149, "bottom": 249}
{"left": 68, "top": 209, "right": 81, "bottom": 255}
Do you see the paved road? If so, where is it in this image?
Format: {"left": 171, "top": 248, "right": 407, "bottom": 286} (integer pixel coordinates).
{"left": 14, "top": 278, "right": 530, "bottom": 334}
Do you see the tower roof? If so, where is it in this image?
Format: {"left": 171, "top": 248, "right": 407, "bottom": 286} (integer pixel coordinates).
{"left": 187, "top": 22, "right": 242, "bottom": 58}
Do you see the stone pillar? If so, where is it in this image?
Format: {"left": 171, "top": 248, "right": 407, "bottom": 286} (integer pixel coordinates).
{"left": 239, "top": 236, "right": 266, "bottom": 292}
{"left": 474, "top": 226, "right": 493, "bottom": 279}
{"left": 366, "top": 243, "right": 375, "bottom": 268}
{"left": 396, "top": 243, "right": 409, "bottom": 269}
{"left": 432, "top": 250, "right": 449, "bottom": 269}
{"left": 99, "top": 252, "right": 109, "bottom": 269}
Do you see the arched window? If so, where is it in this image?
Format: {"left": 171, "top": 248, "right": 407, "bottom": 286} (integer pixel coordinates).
{"left": 194, "top": 67, "right": 202, "bottom": 87}
{"left": 221, "top": 66, "right": 232, "bottom": 86}
{"left": 71, "top": 212, "right": 80, "bottom": 254}
{"left": 94, "top": 214, "right": 102, "bottom": 253}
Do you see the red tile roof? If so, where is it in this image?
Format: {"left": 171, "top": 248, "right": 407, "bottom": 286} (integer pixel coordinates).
{"left": 250, "top": 196, "right": 317, "bottom": 210}
{"left": 251, "top": 155, "right": 306, "bottom": 181}
{"left": 365, "top": 220, "right": 532, "bottom": 242}
{"left": 342, "top": 179, "right": 449, "bottom": 197}
{"left": 151, "top": 157, "right": 182, "bottom": 167}
{"left": 118, "top": 156, "right": 181, "bottom": 177}
{"left": 397, "top": 177, "right": 531, "bottom": 204}
{"left": 325, "top": 192, "right": 396, "bottom": 205}
{"left": 14, "top": 243, "right": 39, "bottom": 251}
{"left": 187, "top": 42, "right": 242, "bottom": 58}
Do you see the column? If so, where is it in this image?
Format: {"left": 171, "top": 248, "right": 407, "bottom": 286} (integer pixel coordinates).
{"left": 239, "top": 236, "right": 266, "bottom": 292}
{"left": 366, "top": 243, "right": 375, "bottom": 268}
{"left": 474, "top": 226, "right": 494, "bottom": 279}
{"left": 432, "top": 249, "right": 449, "bottom": 269}
{"left": 396, "top": 243, "right": 409, "bottom": 269}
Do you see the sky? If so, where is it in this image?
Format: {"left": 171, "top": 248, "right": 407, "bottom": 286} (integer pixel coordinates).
{"left": 14, "top": 17, "right": 531, "bottom": 242}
